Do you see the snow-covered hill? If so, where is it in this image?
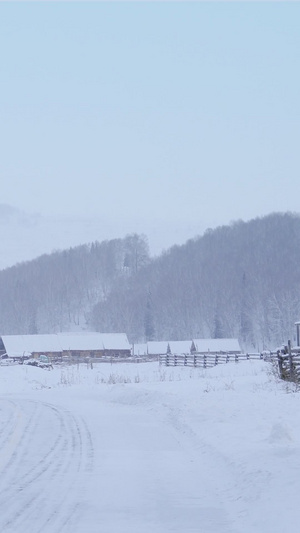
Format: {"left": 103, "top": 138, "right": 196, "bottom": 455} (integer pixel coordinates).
{"left": 0, "top": 358, "right": 299, "bottom": 532}
{"left": 0, "top": 204, "right": 205, "bottom": 270}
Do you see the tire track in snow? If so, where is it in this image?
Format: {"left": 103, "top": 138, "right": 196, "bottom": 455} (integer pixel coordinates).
{"left": 0, "top": 399, "right": 20, "bottom": 461}
{"left": 0, "top": 399, "right": 41, "bottom": 484}
{"left": 159, "top": 401, "right": 247, "bottom": 529}
{"left": 0, "top": 398, "right": 94, "bottom": 533}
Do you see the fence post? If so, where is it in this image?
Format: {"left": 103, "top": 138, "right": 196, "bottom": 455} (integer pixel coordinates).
{"left": 184, "top": 354, "right": 187, "bottom": 366}
{"left": 277, "top": 350, "right": 284, "bottom": 379}
{"left": 288, "top": 340, "right": 294, "bottom": 381}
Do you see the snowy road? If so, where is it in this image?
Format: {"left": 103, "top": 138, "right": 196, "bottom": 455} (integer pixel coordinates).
{"left": 78, "top": 389, "right": 239, "bottom": 533}
{"left": 0, "top": 387, "right": 240, "bottom": 533}
{"left": 0, "top": 397, "right": 93, "bottom": 533}
{"left": 1, "top": 362, "right": 300, "bottom": 533}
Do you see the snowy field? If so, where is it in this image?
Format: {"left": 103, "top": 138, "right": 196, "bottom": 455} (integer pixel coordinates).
{"left": 0, "top": 359, "right": 299, "bottom": 533}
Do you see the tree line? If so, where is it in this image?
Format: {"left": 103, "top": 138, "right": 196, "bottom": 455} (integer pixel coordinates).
{"left": 1, "top": 213, "right": 300, "bottom": 351}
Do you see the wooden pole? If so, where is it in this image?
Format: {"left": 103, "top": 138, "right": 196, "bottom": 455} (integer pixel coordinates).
{"left": 288, "top": 340, "right": 294, "bottom": 381}
{"left": 277, "top": 350, "right": 283, "bottom": 379}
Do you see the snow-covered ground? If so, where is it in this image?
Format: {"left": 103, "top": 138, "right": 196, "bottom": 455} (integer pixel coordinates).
{"left": 0, "top": 359, "right": 299, "bottom": 533}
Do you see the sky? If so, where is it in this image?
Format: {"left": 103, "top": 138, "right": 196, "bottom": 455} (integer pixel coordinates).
{"left": 1, "top": 2, "right": 300, "bottom": 237}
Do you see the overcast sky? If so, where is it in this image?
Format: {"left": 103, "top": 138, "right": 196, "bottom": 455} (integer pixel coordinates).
{"left": 1, "top": 2, "right": 300, "bottom": 236}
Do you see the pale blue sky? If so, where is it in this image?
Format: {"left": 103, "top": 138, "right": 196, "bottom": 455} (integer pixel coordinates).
{"left": 1, "top": 2, "right": 300, "bottom": 233}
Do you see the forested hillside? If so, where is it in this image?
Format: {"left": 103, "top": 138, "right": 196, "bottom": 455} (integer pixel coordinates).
{"left": 91, "top": 212, "right": 300, "bottom": 350}
{"left": 1, "top": 212, "right": 300, "bottom": 350}
{"left": 0, "top": 234, "right": 149, "bottom": 336}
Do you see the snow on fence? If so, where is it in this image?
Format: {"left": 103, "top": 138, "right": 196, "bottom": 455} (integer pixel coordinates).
{"left": 159, "top": 345, "right": 300, "bottom": 385}
{"left": 158, "top": 351, "right": 268, "bottom": 368}
{"left": 277, "top": 340, "right": 300, "bottom": 383}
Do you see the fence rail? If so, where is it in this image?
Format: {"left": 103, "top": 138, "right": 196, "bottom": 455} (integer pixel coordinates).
{"left": 159, "top": 346, "right": 300, "bottom": 385}
{"left": 158, "top": 351, "right": 270, "bottom": 368}
{"left": 277, "top": 341, "right": 300, "bottom": 383}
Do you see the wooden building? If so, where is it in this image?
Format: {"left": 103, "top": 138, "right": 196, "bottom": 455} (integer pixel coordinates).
{"left": 191, "top": 338, "right": 241, "bottom": 354}
{"left": 1, "top": 332, "right": 131, "bottom": 360}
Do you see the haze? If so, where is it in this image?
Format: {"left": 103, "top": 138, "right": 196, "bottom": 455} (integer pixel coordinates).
{"left": 1, "top": 2, "right": 300, "bottom": 239}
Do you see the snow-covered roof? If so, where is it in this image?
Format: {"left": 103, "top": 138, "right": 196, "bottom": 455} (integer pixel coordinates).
{"left": 1, "top": 333, "right": 131, "bottom": 356}
{"left": 101, "top": 333, "right": 131, "bottom": 351}
{"left": 192, "top": 338, "right": 241, "bottom": 353}
{"left": 132, "top": 343, "right": 148, "bottom": 356}
{"left": 147, "top": 341, "right": 169, "bottom": 355}
{"left": 147, "top": 340, "right": 193, "bottom": 355}
{"left": 168, "top": 340, "right": 193, "bottom": 354}
{"left": 1, "top": 335, "right": 63, "bottom": 356}
{"left": 60, "top": 333, "right": 130, "bottom": 351}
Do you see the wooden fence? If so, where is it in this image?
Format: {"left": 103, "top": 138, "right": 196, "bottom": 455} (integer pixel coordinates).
{"left": 158, "top": 351, "right": 269, "bottom": 368}
{"left": 159, "top": 345, "right": 300, "bottom": 385}
{"left": 277, "top": 341, "right": 300, "bottom": 383}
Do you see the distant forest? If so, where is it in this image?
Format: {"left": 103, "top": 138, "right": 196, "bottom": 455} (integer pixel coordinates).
{"left": 1, "top": 212, "right": 300, "bottom": 351}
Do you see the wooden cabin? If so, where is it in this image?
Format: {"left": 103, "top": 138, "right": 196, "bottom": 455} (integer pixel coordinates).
{"left": 1, "top": 332, "right": 131, "bottom": 361}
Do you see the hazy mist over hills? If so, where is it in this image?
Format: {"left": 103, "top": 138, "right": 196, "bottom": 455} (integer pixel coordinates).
{"left": 0, "top": 204, "right": 208, "bottom": 270}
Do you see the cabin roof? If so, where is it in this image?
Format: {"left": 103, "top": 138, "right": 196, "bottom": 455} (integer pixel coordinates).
{"left": 1, "top": 332, "right": 131, "bottom": 356}
{"left": 192, "top": 338, "right": 241, "bottom": 353}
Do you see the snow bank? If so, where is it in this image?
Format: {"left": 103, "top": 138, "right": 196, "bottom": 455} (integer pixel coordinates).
{"left": 1, "top": 358, "right": 300, "bottom": 533}
{"left": 0, "top": 358, "right": 273, "bottom": 393}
